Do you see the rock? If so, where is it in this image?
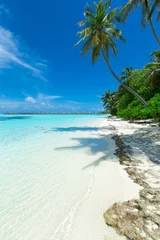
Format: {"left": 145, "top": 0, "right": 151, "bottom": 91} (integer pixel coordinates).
{"left": 103, "top": 128, "right": 160, "bottom": 240}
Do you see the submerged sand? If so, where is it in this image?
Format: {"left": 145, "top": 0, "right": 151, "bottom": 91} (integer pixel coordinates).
{"left": 0, "top": 116, "right": 141, "bottom": 240}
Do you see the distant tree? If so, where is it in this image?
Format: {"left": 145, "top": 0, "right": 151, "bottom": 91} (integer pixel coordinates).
{"left": 75, "top": 0, "right": 148, "bottom": 106}
{"left": 120, "top": 67, "right": 133, "bottom": 82}
{"left": 145, "top": 50, "right": 160, "bottom": 92}
{"left": 101, "top": 90, "right": 118, "bottom": 115}
{"left": 120, "top": 0, "right": 160, "bottom": 45}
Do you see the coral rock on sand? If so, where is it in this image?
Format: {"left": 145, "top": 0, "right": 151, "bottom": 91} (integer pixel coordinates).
{"left": 104, "top": 120, "right": 160, "bottom": 240}
{"left": 104, "top": 188, "right": 160, "bottom": 240}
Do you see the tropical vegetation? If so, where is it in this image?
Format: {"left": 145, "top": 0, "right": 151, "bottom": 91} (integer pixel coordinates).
{"left": 101, "top": 50, "right": 160, "bottom": 119}
{"left": 75, "top": 0, "right": 160, "bottom": 120}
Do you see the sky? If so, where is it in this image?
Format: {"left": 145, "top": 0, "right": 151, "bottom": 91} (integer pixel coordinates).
{"left": 0, "top": 0, "right": 159, "bottom": 113}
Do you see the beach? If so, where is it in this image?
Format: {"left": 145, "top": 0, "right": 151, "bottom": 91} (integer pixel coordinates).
{"left": 0, "top": 115, "right": 160, "bottom": 240}
{"left": 104, "top": 118, "right": 160, "bottom": 240}
{"left": 1, "top": 0, "right": 160, "bottom": 239}
{"left": 0, "top": 115, "right": 159, "bottom": 240}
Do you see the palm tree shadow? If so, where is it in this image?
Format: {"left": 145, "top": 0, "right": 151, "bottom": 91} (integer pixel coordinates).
{"left": 55, "top": 134, "right": 114, "bottom": 170}
{"left": 50, "top": 126, "right": 111, "bottom": 133}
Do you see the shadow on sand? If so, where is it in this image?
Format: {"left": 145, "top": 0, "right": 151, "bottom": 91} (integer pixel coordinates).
{"left": 53, "top": 125, "right": 160, "bottom": 166}
{"left": 53, "top": 125, "right": 114, "bottom": 169}
{"left": 50, "top": 126, "right": 113, "bottom": 133}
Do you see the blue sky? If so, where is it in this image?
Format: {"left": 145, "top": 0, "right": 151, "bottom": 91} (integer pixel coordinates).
{"left": 0, "top": 0, "right": 159, "bottom": 112}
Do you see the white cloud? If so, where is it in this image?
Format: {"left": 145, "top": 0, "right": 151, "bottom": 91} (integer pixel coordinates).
{"left": 0, "top": 93, "right": 103, "bottom": 113}
{"left": 45, "top": 95, "right": 62, "bottom": 99}
{"left": 35, "top": 93, "right": 62, "bottom": 101}
{"left": 0, "top": 26, "right": 47, "bottom": 81}
{"left": 66, "top": 100, "right": 79, "bottom": 104}
{"left": 0, "top": 94, "right": 81, "bottom": 112}
{"left": 22, "top": 93, "right": 62, "bottom": 108}
{"left": 25, "top": 96, "right": 36, "bottom": 104}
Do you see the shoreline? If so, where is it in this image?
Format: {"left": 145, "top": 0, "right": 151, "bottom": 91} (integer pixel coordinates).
{"left": 103, "top": 118, "right": 160, "bottom": 240}
{"left": 0, "top": 115, "right": 159, "bottom": 239}
{"left": 0, "top": 115, "right": 140, "bottom": 240}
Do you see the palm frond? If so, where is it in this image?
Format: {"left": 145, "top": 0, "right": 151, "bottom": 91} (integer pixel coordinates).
{"left": 104, "top": 0, "right": 112, "bottom": 9}
{"left": 77, "top": 28, "right": 92, "bottom": 37}
{"left": 77, "top": 20, "right": 87, "bottom": 27}
{"left": 106, "top": 28, "right": 126, "bottom": 42}
{"left": 148, "top": 0, "right": 160, "bottom": 19}
{"left": 108, "top": 37, "right": 118, "bottom": 56}
{"left": 85, "top": 3, "right": 94, "bottom": 14}
{"left": 120, "top": 0, "right": 138, "bottom": 22}
{"left": 80, "top": 37, "right": 94, "bottom": 56}
{"left": 141, "top": 2, "right": 149, "bottom": 28}
{"left": 74, "top": 37, "right": 86, "bottom": 47}
{"left": 75, "top": 0, "right": 125, "bottom": 65}
{"left": 92, "top": 45, "right": 101, "bottom": 64}
{"left": 102, "top": 44, "right": 109, "bottom": 62}
{"left": 145, "top": 62, "right": 160, "bottom": 69}
{"left": 150, "top": 50, "right": 160, "bottom": 62}
{"left": 104, "top": 8, "right": 117, "bottom": 22}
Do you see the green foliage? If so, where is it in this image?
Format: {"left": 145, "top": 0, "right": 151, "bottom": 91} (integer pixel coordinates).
{"left": 120, "top": 67, "right": 133, "bottom": 82}
{"left": 120, "top": 0, "right": 151, "bottom": 28}
{"left": 144, "top": 50, "right": 160, "bottom": 94}
{"left": 75, "top": 0, "right": 149, "bottom": 107}
{"left": 117, "top": 94, "right": 160, "bottom": 120}
{"left": 116, "top": 69, "right": 151, "bottom": 112}
{"left": 148, "top": 93, "right": 160, "bottom": 119}
{"left": 102, "top": 51, "right": 160, "bottom": 120}
{"left": 101, "top": 90, "right": 118, "bottom": 115}
{"left": 120, "top": 0, "right": 160, "bottom": 45}
{"left": 75, "top": 0, "right": 125, "bottom": 64}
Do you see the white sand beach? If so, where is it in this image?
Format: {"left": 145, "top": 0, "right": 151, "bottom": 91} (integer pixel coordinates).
{"left": 0, "top": 116, "right": 141, "bottom": 240}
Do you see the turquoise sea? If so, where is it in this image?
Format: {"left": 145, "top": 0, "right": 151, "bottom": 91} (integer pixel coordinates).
{"left": 0, "top": 114, "right": 114, "bottom": 240}
{"left": 0, "top": 114, "right": 138, "bottom": 240}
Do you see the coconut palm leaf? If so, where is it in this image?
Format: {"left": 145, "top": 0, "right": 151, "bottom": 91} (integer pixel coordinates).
{"left": 148, "top": 0, "right": 160, "bottom": 19}
{"left": 120, "top": 0, "right": 160, "bottom": 45}
{"left": 120, "top": 0, "right": 139, "bottom": 22}
{"left": 75, "top": 0, "right": 148, "bottom": 106}
{"left": 120, "top": 67, "right": 133, "bottom": 81}
{"left": 145, "top": 62, "right": 160, "bottom": 69}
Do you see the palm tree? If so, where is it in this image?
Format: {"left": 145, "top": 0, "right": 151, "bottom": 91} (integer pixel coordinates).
{"left": 145, "top": 50, "right": 160, "bottom": 71}
{"left": 101, "top": 90, "right": 112, "bottom": 110}
{"left": 75, "top": 0, "right": 148, "bottom": 106}
{"left": 145, "top": 50, "right": 160, "bottom": 90}
{"left": 120, "top": 0, "right": 160, "bottom": 45}
{"left": 120, "top": 67, "right": 133, "bottom": 82}
{"left": 148, "top": 0, "right": 160, "bottom": 20}
{"left": 101, "top": 90, "right": 118, "bottom": 115}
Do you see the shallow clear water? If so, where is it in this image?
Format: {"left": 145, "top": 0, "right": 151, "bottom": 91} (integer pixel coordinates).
{"left": 0, "top": 114, "right": 111, "bottom": 240}
{"left": 0, "top": 114, "right": 138, "bottom": 240}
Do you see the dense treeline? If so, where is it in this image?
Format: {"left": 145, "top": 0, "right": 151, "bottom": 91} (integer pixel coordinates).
{"left": 101, "top": 51, "right": 160, "bottom": 120}
{"left": 75, "top": 0, "right": 160, "bottom": 120}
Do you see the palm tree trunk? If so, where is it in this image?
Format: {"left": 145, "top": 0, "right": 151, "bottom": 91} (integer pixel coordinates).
{"left": 148, "top": 0, "right": 159, "bottom": 20}
{"left": 149, "top": 19, "right": 160, "bottom": 45}
{"left": 102, "top": 49, "right": 148, "bottom": 107}
{"left": 145, "top": 2, "right": 160, "bottom": 45}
